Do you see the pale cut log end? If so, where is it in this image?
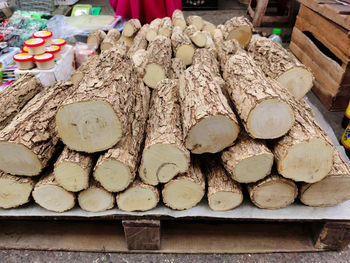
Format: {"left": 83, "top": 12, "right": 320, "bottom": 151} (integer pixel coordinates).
{"left": 94, "top": 160, "right": 132, "bottom": 192}
{"left": 227, "top": 25, "right": 252, "bottom": 48}
{"left": 143, "top": 63, "right": 166, "bottom": 89}
{"left": 247, "top": 98, "right": 294, "bottom": 139}
{"left": 0, "top": 142, "right": 42, "bottom": 176}
{"left": 208, "top": 191, "right": 243, "bottom": 211}
{"left": 162, "top": 179, "right": 204, "bottom": 210}
{"left": 70, "top": 71, "right": 84, "bottom": 85}
{"left": 32, "top": 185, "right": 75, "bottom": 212}
{"left": 56, "top": 101, "right": 122, "bottom": 153}
{"left": 159, "top": 28, "right": 172, "bottom": 38}
{"left": 100, "top": 42, "right": 114, "bottom": 51}
{"left": 139, "top": 144, "right": 189, "bottom": 185}
{"left": 78, "top": 187, "right": 114, "bottom": 212}
{"left": 146, "top": 30, "right": 158, "bottom": 42}
{"left": 123, "top": 23, "right": 136, "bottom": 37}
{"left": 54, "top": 162, "right": 89, "bottom": 192}
{"left": 0, "top": 176, "right": 34, "bottom": 209}
{"left": 300, "top": 176, "right": 350, "bottom": 207}
{"left": 278, "top": 138, "right": 334, "bottom": 183}
{"left": 173, "top": 19, "right": 186, "bottom": 30}
{"left": 187, "top": 16, "right": 204, "bottom": 31}
{"left": 192, "top": 32, "right": 207, "bottom": 47}
{"left": 186, "top": 116, "right": 239, "bottom": 154}
{"left": 175, "top": 44, "right": 195, "bottom": 66}
{"left": 234, "top": 153, "right": 274, "bottom": 183}
{"left": 277, "top": 67, "right": 314, "bottom": 100}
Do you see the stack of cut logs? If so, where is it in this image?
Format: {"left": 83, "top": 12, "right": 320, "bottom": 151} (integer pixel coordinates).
{"left": 1, "top": 11, "right": 350, "bottom": 213}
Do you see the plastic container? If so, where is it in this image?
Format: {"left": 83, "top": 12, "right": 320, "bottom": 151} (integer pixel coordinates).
{"left": 34, "top": 53, "right": 55, "bottom": 69}
{"left": 52, "top": 38, "right": 67, "bottom": 52}
{"left": 22, "top": 46, "right": 28, "bottom": 53}
{"left": 46, "top": 45, "right": 61, "bottom": 61}
{"left": 13, "top": 53, "right": 34, "bottom": 70}
{"left": 268, "top": 28, "right": 282, "bottom": 45}
{"left": 33, "top": 31, "right": 53, "bottom": 46}
{"left": 24, "top": 38, "right": 46, "bottom": 55}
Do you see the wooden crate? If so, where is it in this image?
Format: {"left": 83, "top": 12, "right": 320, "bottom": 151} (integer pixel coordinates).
{"left": 290, "top": 2, "right": 350, "bottom": 111}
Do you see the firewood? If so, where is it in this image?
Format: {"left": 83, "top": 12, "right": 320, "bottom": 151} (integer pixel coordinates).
{"left": 116, "top": 179, "right": 159, "bottom": 212}
{"left": 162, "top": 157, "right": 205, "bottom": 210}
{"left": 169, "top": 58, "right": 185, "bottom": 79}
{"left": 118, "top": 35, "right": 133, "bottom": 47}
{"left": 223, "top": 49, "right": 294, "bottom": 139}
{"left": 171, "top": 26, "right": 195, "bottom": 66}
{"left": 146, "top": 18, "right": 162, "bottom": 42}
{"left": 54, "top": 147, "right": 93, "bottom": 192}
{"left": 203, "top": 20, "right": 216, "bottom": 34}
{"left": 127, "top": 24, "right": 149, "bottom": 57}
{"left": 179, "top": 63, "right": 240, "bottom": 154}
{"left": 122, "top": 19, "right": 141, "bottom": 37}
{"left": 71, "top": 55, "right": 99, "bottom": 85}
{"left": 32, "top": 172, "right": 75, "bottom": 212}
{"left": 248, "top": 36, "right": 314, "bottom": 100}
{"left": 100, "top": 29, "right": 121, "bottom": 51}
{"left": 0, "top": 74, "right": 42, "bottom": 130}
{"left": 0, "top": 172, "right": 35, "bottom": 209}
{"left": 212, "top": 28, "right": 224, "bottom": 46}
{"left": 159, "top": 17, "right": 173, "bottom": 38}
{"left": 217, "top": 39, "right": 240, "bottom": 70}
{"left": 221, "top": 131, "right": 274, "bottom": 183}
{"left": 139, "top": 79, "right": 190, "bottom": 186}
{"left": 185, "top": 25, "right": 207, "bottom": 48}
{"left": 222, "top": 16, "right": 253, "bottom": 48}
{"left": 0, "top": 82, "right": 74, "bottom": 176}
{"left": 131, "top": 49, "right": 149, "bottom": 78}
{"left": 299, "top": 150, "right": 350, "bottom": 207}
{"left": 203, "top": 30, "right": 218, "bottom": 58}
{"left": 87, "top": 29, "right": 106, "bottom": 49}
{"left": 172, "top": 9, "right": 186, "bottom": 30}
{"left": 247, "top": 174, "right": 298, "bottom": 209}
{"left": 192, "top": 48, "right": 220, "bottom": 76}
{"left": 186, "top": 15, "right": 204, "bottom": 30}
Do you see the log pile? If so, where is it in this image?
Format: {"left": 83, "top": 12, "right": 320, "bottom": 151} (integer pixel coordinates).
{"left": 1, "top": 11, "right": 349, "bottom": 214}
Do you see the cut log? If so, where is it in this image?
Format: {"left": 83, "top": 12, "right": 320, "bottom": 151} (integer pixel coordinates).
{"left": 158, "top": 17, "right": 172, "bottom": 37}
{"left": 0, "top": 172, "right": 35, "bottom": 209}
{"left": 118, "top": 35, "right": 133, "bottom": 47}
{"left": 203, "top": 157, "right": 243, "bottom": 211}
{"left": 87, "top": 29, "right": 106, "bottom": 49}
{"left": 70, "top": 54, "right": 99, "bottom": 85}
{"left": 169, "top": 58, "right": 185, "bottom": 79}
{"left": 131, "top": 49, "right": 149, "bottom": 78}
{"left": 0, "top": 73, "right": 42, "bottom": 130}
{"left": 122, "top": 19, "right": 141, "bottom": 37}
{"left": 271, "top": 96, "right": 334, "bottom": 183}
{"left": 192, "top": 48, "right": 220, "bottom": 76}
{"left": 179, "top": 63, "right": 240, "bottom": 154}
{"left": 171, "top": 26, "right": 195, "bottom": 66}
{"left": 116, "top": 179, "right": 159, "bottom": 212}
{"left": 32, "top": 172, "right": 75, "bottom": 212}
{"left": 172, "top": 9, "right": 186, "bottom": 30}
{"left": 222, "top": 16, "right": 253, "bottom": 48}
{"left": 185, "top": 25, "right": 207, "bottom": 48}
{"left": 247, "top": 36, "right": 314, "bottom": 100}
{"left": 299, "top": 150, "right": 350, "bottom": 207}
{"left": 54, "top": 146, "right": 93, "bottom": 192}
{"left": 143, "top": 35, "right": 172, "bottom": 89}
{"left": 223, "top": 49, "right": 294, "bottom": 139}
{"left": 203, "top": 21, "right": 216, "bottom": 34}
{"left": 162, "top": 157, "right": 205, "bottom": 210}
{"left": 146, "top": 18, "right": 162, "bottom": 42}
{"left": 247, "top": 174, "right": 298, "bottom": 209}
{"left": 217, "top": 39, "right": 240, "bottom": 70}
{"left": 221, "top": 131, "right": 274, "bottom": 183}
{"left": 139, "top": 79, "right": 190, "bottom": 186}
{"left": 0, "top": 82, "right": 74, "bottom": 176}
{"left": 203, "top": 30, "right": 218, "bottom": 58}
{"left": 78, "top": 178, "right": 114, "bottom": 212}
{"left": 186, "top": 15, "right": 204, "bottom": 30}
{"left": 212, "top": 28, "right": 224, "bottom": 46}
{"left": 100, "top": 29, "right": 121, "bottom": 51}
{"left": 94, "top": 80, "right": 150, "bottom": 192}
{"left": 56, "top": 47, "right": 134, "bottom": 153}
{"left": 127, "top": 24, "right": 149, "bottom": 57}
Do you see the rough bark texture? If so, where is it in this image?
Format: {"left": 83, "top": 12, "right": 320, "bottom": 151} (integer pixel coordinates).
{"left": 247, "top": 36, "right": 314, "bottom": 100}
{"left": 171, "top": 26, "right": 195, "bottom": 66}
{"left": 212, "top": 28, "right": 224, "bottom": 46}
{"left": 169, "top": 58, "right": 185, "bottom": 80}
{"left": 221, "top": 131, "right": 274, "bottom": 183}
{"left": 116, "top": 179, "right": 160, "bottom": 212}
{"left": 247, "top": 174, "right": 298, "bottom": 209}
{"left": 0, "top": 82, "right": 74, "bottom": 176}
{"left": 0, "top": 172, "right": 35, "bottom": 209}
{"left": 87, "top": 29, "right": 107, "bottom": 49}
{"left": 203, "top": 30, "right": 218, "bottom": 58}
{"left": 70, "top": 54, "right": 99, "bottom": 85}
{"left": 0, "top": 74, "right": 42, "bottom": 130}
{"left": 217, "top": 39, "right": 240, "bottom": 71}
{"left": 122, "top": 19, "right": 141, "bottom": 37}
{"left": 118, "top": 35, "right": 133, "bottom": 47}
{"left": 185, "top": 25, "right": 207, "bottom": 48}
{"left": 222, "top": 16, "right": 253, "bottom": 47}
{"left": 192, "top": 48, "right": 220, "bottom": 76}
{"left": 172, "top": 9, "right": 186, "bottom": 30}
{"left": 203, "top": 21, "right": 216, "bottom": 34}
{"left": 139, "top": 79, "right": 190, "bottom": 185}
{"left": 186, "top": 15, "right": 204, "bottom": 30}
{"left": 127, "top": 24, "right": 149, "bottom": 57}
{"left": 100, "top": 29, "right": 121, "bottom": 51}
{"left": 159, "top": 17, "right": 172, "bottom": 37}
{"left": 146, "top": 18, "right": 163, "bottom": 42}
{"left": 179, "top": 63, "right": 239, "bottom": 153}
{"left": 131, "top": 49, "right": 149, "bottom": 78}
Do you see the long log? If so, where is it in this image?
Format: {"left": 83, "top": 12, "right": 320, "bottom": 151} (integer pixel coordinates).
{"left": 186, "top": 15, "right": 204, "bottom": 30}
{"left": 87, "top": 29, "right": 106, "bottom": 49}
{"left": 127, "top": 24, "right": 149, "bottom": 57}
{"left": 172, "top": 9, "right": 186, "bottom": 30}
{"left": 185, "top": 25, "right": 207, "bottom": 48}
{"left": 122, "top": 19, "right": 141, "bottom": 37}
{"left": 171, "top": 26, "right": 195, "bottom": 66}
{"left": 100, "top": 29, "right": 121, "bottom": 51}
{"left": 169, "top": 58, "right": 185, "bottom": 79}
{"left": 222, "top": 16, "right": 253, "bottom": 48}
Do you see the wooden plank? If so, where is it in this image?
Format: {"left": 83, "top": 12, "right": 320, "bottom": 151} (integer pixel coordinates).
{"left": 298, "top": 0, "right": 350, "bottom": 31}
{"left": 313, "top": 222, "right": 350, "bottom": 250}
{"left": 261, "top": 16, "right": 290, "bottom": 23}
{"left": 326, "top": 3, "right": 350, "bottom": 14}
{"left": 252, "top": 0, "right": 269, "bottom": 27}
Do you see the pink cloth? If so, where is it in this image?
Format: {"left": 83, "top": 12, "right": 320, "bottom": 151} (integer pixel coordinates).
{"left": 109, "top": 0, "right": 182, "bottom": 24}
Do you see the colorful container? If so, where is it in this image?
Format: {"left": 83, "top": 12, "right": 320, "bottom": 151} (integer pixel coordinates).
{"left": 33, "top": 31, "right": 53, "bottom": 46}
{"left": 52, "top": 38, "right": 67, "bottom": 52}
{"left": 13, "top": 53, "right": 34, "bottom": 70}
{"left": 24, "top": 38, "right": 46, "bottom": 55}
{"left": 34, "top": 53, "right": 55, "bottom": 69}
{"left": 46, "top": 45, "right": 61, "bottom": 61}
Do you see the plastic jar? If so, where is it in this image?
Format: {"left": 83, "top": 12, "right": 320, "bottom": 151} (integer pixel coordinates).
{"left": 13, "top": 53, "right": 34, "bottom": 70}
{"left": 34, "top": 53, "right": 55, "bottom": 70}
{"left": 24, "top": 38, "right": 46, "bottom": 55}
{"left": 46, "top": 45, "right": 61, "bottom": 61}
{"left": 52, "top": 38, "right": 67, "bottom": 52}
{"left": 33, "top": 31, "right": 53, "bottom": 47}
{"left": 22, "top": 46, "right": 28, "bottom": 53}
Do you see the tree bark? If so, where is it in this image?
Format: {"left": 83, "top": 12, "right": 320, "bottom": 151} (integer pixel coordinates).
{"left": 186, "top": 15, "right": 204, "bottom": 30}
{"left": 185, "top": 25, "right": 207, "bottom": 48}
{"left": 127, "top": 24, "right": 149, "bottom": 57}
{"left": 222, "top": 16, "right": 253, "bottom": 48}
{"left": 87, "top": 29, "right": 107, "bottom": 49}
{"left": 122, "top": 19, "right": 141, "bottom": 37}
{"left": 192, "top": 48, "right": 220, "bottom": 76}
{"left": 203, "top": 20, "right": 216, "bottom": 34}
{"left": 70, "top": 54, "right": 99, "bottom": 85}
{"left": 146, "top": 18, "right": 163, "bottom": 42}
{"left": 169, "top": 58, "right": 185, "bottom": 80}
{"left": 118, "top": 35, "right": 133, "bottom": 47}
{"left": 100, "top": 29, "right": 121, "bottom": 51}
{"left": 203, "top": 30, "right": 218, "bottom": 58}
{"left": 172, "top": 9, "right": 186, "bottom": 30}
{"left": 217, "top": 39, "right": 240, "bottom": 71}
{"left": 131, "top": 49, "right": 149, "bottom": 78}
{"left": 171, "top": 26, "right": 195, "bottom": 66}
{"left": 159, "top": 17, "right": 172, "bottom": 38}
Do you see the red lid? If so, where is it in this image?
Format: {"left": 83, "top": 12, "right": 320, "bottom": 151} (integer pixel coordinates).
{"left": 34, "top": 53, "right": 54, "bottom": 62}
{"left": 33, "top": 31, "right": 53, "bottom": 39}
{"left": 24, "top": 38, "right": 45, "bottom": 47}
{"left": 22, "top": 46, "right": 28, "bottom": 52}
{"left": 52, "top": 38, "right": 67, "bottom": 46}
{"left": 46, "top": 45, "right": 61, "bottom": 54}
{"left": 13, "top": 53, "right": 33, "bottom": 62}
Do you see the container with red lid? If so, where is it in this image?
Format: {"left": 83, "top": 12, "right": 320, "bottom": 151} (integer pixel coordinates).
{"left": 34, "top": 53, "right": 55, "bottom": 70}
{"left": 46, "top": 45, "right": 61, "bottom": 61}
{"left": 24, "top": 38, "right": 46, "bottom": 55}
{"left": 13, "top": 53, "right": 34, "bottom": 70}
{"left": 22, "top": 46, "right": 28, "bottom": 53}
{"left": 52, "top": 38, "right": 67, "bottom": 52}
{"left": 33, "top": 31, "right": 53, "bottom": 47}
